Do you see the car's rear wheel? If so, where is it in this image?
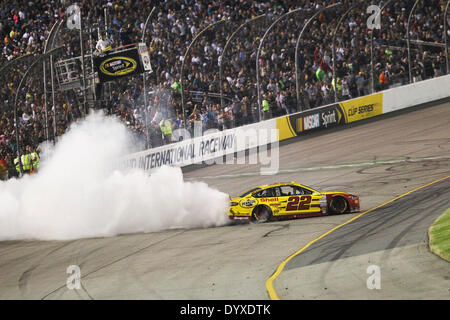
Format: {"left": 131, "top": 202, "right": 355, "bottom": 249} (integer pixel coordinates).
{"left": 329, "top": 196, "right": 348, "bottom": 214}
{"left": 252, "top": 206, "right": 273, "bottom": 223}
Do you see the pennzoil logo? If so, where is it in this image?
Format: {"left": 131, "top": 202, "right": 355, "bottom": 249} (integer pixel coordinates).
{"left": 100, "top": 56, "right": 137, "bottom": 76}
{"left": 240, "top": 199, "right": 256, "bottom": 207}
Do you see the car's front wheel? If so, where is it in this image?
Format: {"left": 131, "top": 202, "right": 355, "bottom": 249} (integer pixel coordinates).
{"left": 252, "top": 205, "right": 273, "bottom": 223}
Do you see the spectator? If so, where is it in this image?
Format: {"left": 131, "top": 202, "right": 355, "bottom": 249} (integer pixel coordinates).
{"left": 120, "top": 23, "right": 134, "bottom": 46}
{"left": 422, "top": 51, "right": 434, "bottom": 80}
{"left": 95, "top": 34, "right": 111, "bottom": 53}
{"left": 159, "top": 118, "right": 173, "bottom": 144}
{"left": 261, "top": 94, "right": 271, "bottom": 120}
{"left": 379, "top": 70, "right": 389, "bottom": 90}
{"left": 0, "top": 150, "right": 7, "bottom": 180}
{"left": 0, "top": 0, "right": 447, "bottom": 181}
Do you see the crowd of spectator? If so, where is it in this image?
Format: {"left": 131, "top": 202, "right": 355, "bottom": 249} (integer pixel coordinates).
{"left": 0, "top": 0, "right": 448, "bottom": 179}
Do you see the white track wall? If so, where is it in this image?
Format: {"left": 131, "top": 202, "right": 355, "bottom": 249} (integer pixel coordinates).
{"left": 121, "top": 119, "right": 278, "bottom": 173}
{"left": 382, "top": 74, "right": 450, "bottom": 114}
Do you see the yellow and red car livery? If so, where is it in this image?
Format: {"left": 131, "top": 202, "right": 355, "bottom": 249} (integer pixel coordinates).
{"left": 228, "top": 182, "right": 360, "bottom": 222}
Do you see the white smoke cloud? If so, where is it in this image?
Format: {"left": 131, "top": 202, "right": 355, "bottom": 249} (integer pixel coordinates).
{"left": 0, "top": 112, "right": 229, "bottom": 241}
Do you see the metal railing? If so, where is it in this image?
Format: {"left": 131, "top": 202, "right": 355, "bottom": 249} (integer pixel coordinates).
{"left": 3, "top": 2, "right": 449, "bottom": 156}
{"left": 180, "top": 19, "right": 228, "bottom": 128}
{"left": 295, "top": 3, "right": 344, "bottom": 110}
{"left": 14, "top": 46, "right": 65, "bottom": 176}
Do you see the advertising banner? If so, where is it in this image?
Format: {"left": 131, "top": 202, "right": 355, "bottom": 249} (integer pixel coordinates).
{"left": 276, "top": 103, "right": 345, "bottom": 139}
{"left": 339, "top": 93, "right": 383, "bottom": 123}
{"left": 121, "top": 120, "right": 278, "bottom": 173}
{"left": 94, "top": 47, "right": 144, "bottom": 82}
{"left": 121, "top": 74, "right": 450, "bottom": 172}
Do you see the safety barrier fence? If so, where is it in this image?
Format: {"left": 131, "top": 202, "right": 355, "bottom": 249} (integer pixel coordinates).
{"left": 6, "top": 1, "right": 450, "bottom": 175}
{"left": 122, "top": 74, "right": 450, "bottom": 173}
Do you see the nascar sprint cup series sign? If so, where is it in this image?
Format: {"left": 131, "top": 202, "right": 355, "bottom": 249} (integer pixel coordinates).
{"left": 94, "top": 44, "right": 150, "bottom": 82}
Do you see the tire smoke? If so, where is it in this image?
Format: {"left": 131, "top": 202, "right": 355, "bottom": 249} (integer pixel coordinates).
{"left": 0, "top": 112, "right": 229, "bottom": 241}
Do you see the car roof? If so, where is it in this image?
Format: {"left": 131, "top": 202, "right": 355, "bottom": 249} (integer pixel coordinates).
{"left": 257, "top": 182, "right": 318, "bottom": 191}
{"left": 238, "top": 182, "right": 319, "bottom": 197}
{"left": 237, "top": 183, "right": 294, "bottom": 196}
{"left": 261, "top": 182, "right": 297, "bottom": 187}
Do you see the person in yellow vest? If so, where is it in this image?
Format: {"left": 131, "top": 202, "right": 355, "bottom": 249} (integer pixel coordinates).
{"left": 332, "top": 77, "right": 343, "bottom": 99}
{"left": 172, "top": 81, "right": 182, "bottom": 95}
{"left": 30, "top": 147, "right": 40, "bottom": 174}
{"left": 22, "top": 145, "right": 34, "bottom": 174}
{"left": 159, "top": 118, "right": 173, "bottom": 144}
{"left": 262, "top": 94, "right": 271, "bottom": 120}
{"left": 13, "top": 155, "right": 21, "bottom": 175}
{"left": 14, "top": 146, "right": 33, "bottom": 175}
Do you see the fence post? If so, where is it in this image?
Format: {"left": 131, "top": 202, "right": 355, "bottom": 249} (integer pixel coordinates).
{"left": 141, "top": 7, "right": 156, "bottom": 148}
{"left": 332, "top": 4, "right": 354, "bottom": 103}
{"left": 407, "top": 0, "right": 421, "bottom": 83}
{"left": 445, "top": 0, "right": 449, "bottom": 74}
{"left": 14, "top": 47, "right": 65, "bottom": 177}
{"left": 295, "top": 3, "right": 342, "bottom": 111}
{"left": 181, "top": 19, "right": 227, "bottom": 129}
{"left": 256, "top": 8, "right": 304, "bottom": 122}
{"left": 219, "top": 15, "right": 266, "bottom": 125}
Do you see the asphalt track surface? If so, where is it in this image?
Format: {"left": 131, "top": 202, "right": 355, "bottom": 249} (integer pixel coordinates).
{"left": 275, "top": 177, "right": 450, "bottom": 299}
{"left": 0, "top": 101, "right": 449, "bottom": 299}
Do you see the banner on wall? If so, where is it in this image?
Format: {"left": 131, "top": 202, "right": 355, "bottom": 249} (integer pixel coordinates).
{"left": 94, "top": 43, "right": 151, "bottom": 82}
{"left": 339, "top": 93, "right": 383, "bottom": 123}
{"left": 120, "top": 120, "right": 279, "bottom": 173}
{"left": 275, "top": 103, "right": 345, "bottom": 140}
{"left": 121, "top": 74, "right": 450, "bottom": 172}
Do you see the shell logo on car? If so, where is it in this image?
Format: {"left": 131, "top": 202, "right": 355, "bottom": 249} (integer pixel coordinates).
{"left": 259, "top": 198, "right": 279, "bottom": 203}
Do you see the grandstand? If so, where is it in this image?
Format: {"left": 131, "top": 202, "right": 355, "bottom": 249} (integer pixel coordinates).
{"left": 0, "top": 0, "right": 448, "bottom": 179}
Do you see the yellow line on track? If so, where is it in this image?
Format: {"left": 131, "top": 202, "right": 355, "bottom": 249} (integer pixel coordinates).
{"left": 265, "top": 175, "right": 450, "bottom": 300}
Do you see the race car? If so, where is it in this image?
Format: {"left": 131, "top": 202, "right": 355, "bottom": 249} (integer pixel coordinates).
{"left": 228, "top": 182, "right": 360, "bottom": 222}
